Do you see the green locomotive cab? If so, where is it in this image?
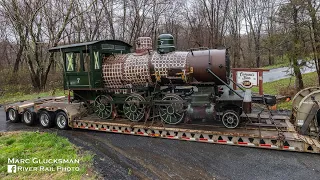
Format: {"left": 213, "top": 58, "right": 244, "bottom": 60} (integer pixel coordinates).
{"left": 49, "top": 40, "right": 132, "bottom": 101}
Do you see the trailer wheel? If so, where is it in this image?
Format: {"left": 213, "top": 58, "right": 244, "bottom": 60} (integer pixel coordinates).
{"left": 55, "top": 111, "right": 69, "bottom": 130}
{"left": 22, "top": 109, "right": 36, "bottom": 126}
{"left": 222, "top": 110, "right": 240, "bottom": 129}
{"left": 39, "top": 111, "right": 55, "bottom": 128}
{"left": 7, "top": 108, "right": 20, "bottom": 123}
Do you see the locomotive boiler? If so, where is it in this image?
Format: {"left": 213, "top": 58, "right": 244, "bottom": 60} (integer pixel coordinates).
{"left": 50, "top": 34, "right": 276, "bottom": 128}
{"left": 102, "top": 35, "right": 229, "bottom": 90}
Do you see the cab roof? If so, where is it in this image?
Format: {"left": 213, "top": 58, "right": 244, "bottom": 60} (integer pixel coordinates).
{"left": 49, "top": 39, "right": 132, "bottom": 52}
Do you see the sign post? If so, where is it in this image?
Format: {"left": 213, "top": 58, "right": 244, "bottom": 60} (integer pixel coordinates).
{"left": 232, "top": 68, "right": 269, "bottom": 95}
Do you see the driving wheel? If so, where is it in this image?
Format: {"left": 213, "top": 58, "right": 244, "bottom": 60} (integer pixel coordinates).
{"left": 123, "top": 93, "right": 146, "bottom": 122}
{"left": 159, "top": 94, "right": 185, "bottom": 125}
{"left": 94, "top": 95, "right": 113, "bottom": 119}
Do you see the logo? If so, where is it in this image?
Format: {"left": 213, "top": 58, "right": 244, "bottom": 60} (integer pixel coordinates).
{"left": 7, "top": 165, "right": 16, "bottom": 173}
{"left": 241, "top": 80, "right": 252, "bottom": 88}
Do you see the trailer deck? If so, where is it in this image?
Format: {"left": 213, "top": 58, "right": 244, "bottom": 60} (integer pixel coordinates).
{"left": 3, "top": 97, "right": 320, "bottom": 154}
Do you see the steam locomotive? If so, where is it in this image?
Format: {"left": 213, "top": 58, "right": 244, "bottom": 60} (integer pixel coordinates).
{"left": 49, "top": 34, "right": 276, "bottom": 128}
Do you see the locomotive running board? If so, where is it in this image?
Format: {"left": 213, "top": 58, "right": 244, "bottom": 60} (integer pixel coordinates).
{"left": 72, "top": 119, "right": 320, "bottom": 154}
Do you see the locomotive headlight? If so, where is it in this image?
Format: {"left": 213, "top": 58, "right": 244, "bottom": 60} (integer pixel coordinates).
{"left": 297, "top": 119, "right": 304, "bottom": 126}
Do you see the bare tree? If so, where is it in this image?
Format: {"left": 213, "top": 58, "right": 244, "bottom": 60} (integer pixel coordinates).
{"left": 305, "top": 0, "right": 320, "bottom": 85}
{"left": 0, "top": 0, "right": 318, "bottom": 92}
{"left": 0, "top": 0, "right": 29, "bottom": 72}
{"left": 264, "top": 0, "right": 277, "bottom": 65}
{"left": 24, "top": 0, "right": 76, "bottom": 90}
{"left": 101, "top": 0, "right": 116, "bottom": 39}
{"left": 243, "top": 0, "right": 267, "bottom": 67}
{"left": 202, "top": 0, "right": 230, "bottom": 48}
{"left": 227, "top": 0, "right": 243, "bottom": 68}
{"left": 290, "top": 0, "right": 304, "bottom": 89}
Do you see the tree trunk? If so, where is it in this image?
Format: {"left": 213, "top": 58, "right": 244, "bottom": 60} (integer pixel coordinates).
{"left": 13, "top": 27, "right": 28, "bottom": 73}
{"left": 255, "top": 41, "right": 260, "bottom": 67}
{"left": 293, "top": 60, "right": 304, "bottom": 90}
{"left": 268, "top": 49, "right": 272, "bottom": 65}
{"left": 306, "top": 0, "right": 320, "bottom": 85}
{"left": 13, "top": 44, "right": 23, "bottom": 73}
{"left": 292, "top": 2, "right": 304, "bottom": 90}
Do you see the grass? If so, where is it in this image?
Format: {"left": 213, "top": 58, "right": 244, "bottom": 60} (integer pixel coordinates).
{"left": 261, "top": 53, "right": 314, "bottom": 70}
{"left": 0, "top": 89, "right": 67, "bottom": 105}
{"left": 262, "top": 62, "right": 289, "bottom": 70}
{"left": 252, "top": 71, "right": 318, "bottom": 95}
{"left": 252, "top": 71, "right": 318, "bottom": 110}
{"left": 0, "top": 67, "right": 64, "bottom": 105}
{"left": 276, "top": 101, "right": 292, "bottom": 110}
{"left": 261, "top": 54, "right": 290, "bottom": 70}
{"left": 0, "top": 131, "right": 97, "bottom": 180}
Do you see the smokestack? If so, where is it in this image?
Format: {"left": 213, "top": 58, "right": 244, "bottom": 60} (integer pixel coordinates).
{"left": 135, "top": 37, "right": 152, "bottom": 54}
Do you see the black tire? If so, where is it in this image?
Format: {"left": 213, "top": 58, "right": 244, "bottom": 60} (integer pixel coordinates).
{"left": 7, "top": 108, "right": 20, "bottom": 123}
{"left": 55, "top": 111, "right": 69, "bottom": 130}
{"left": 22, "top": 109, "right": 37, "bottom": 126}
{"left": 221, "top": 110, "right": 240, "bottom": 129}
{"left": 39, "top": 110, "right": 55, "bottom": 128}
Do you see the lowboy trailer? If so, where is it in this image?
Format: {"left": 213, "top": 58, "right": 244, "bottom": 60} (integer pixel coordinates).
{"left": 3, "top": 92, "right": 320, "bottom": 154}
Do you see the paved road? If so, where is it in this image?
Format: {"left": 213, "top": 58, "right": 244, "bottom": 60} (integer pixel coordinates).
{"left": 1, "top": 109, "right": 320, "bottom": 180}
{"left": 263, "top": 61, "right": 316, "bottom": 83}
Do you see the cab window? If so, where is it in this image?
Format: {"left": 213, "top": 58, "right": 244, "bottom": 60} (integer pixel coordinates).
{"left": 66, "top": 53, "right": 74, "bottom": 71}
{"left": 94, "top": 51, "right": 100, "bottom": 69}
{"left": 75, "top": 53, "right": 81, "bottom": 72}
{"left": 83, "top": 53, "right": 90, "bottom": 72}
{"left": 66, "top": 52, "right": 81, "bottom": 72}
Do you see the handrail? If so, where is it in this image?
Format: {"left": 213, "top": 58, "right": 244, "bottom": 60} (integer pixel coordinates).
{"left": 206, "top": 68, "right": 243, "bottom": 98}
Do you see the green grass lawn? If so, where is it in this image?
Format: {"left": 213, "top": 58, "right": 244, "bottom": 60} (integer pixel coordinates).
{"left": 252, "top": 71, "right": 318, "bottom": 95}
{"left": 0, "top": 131, "right": 97, "bottom": 180}
{"left": 0, "top": 89, "right": 67, "bottom": 105}
{"left": 262, "top": 62, "right": 289, "bottom": 70}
